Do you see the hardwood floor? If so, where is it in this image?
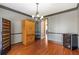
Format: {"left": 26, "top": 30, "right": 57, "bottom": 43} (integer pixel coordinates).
{"left": 7, "top": 39, "right": 79, "bottom": 55}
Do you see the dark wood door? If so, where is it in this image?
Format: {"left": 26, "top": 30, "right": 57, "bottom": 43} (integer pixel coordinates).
{"left": 1, "top": 18, "right": 11, "bottom": 55}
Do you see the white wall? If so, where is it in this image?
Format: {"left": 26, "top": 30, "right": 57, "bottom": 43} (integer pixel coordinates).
{"left": 0, "top": 8, "right": 31, "bottom": 44}
{"left": 48, "top": 10, "right": 78, "bottom": 34}
{"left": 47, "top": 9, "right": 78, "bottom": 45}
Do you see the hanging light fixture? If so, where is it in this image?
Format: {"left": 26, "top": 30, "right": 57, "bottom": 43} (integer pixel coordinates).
{"left": 32, "top": 3, "right": 43, "bottom": 21}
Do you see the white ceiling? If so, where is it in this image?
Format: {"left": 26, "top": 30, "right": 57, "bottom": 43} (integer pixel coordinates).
{"left": 0, "top": 3, "right": 77, "bottom": 16}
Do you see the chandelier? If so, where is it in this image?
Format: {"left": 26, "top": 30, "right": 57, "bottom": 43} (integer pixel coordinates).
{"left": 32, "top": 3, "right": 43, "bottom": 21}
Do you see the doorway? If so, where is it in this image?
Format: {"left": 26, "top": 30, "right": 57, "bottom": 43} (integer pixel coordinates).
{"left": 44, "top": 18, "right": 48, "bottom": 40}
{"left": 40, "top": 18, "right": 48, "bottom": 46}
{"left": 41, "top": 18, "right": 48, "bottom": 40}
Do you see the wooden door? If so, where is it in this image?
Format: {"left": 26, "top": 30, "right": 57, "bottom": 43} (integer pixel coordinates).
{"left": 2, "top": 18, "right": 11, "bottom": 54}
{"left": 22, "top": 19, "right": 35, "bottom": 46}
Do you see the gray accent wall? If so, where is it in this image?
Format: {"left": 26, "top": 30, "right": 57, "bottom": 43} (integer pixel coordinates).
{"left": 0, "top": 8, "right": 31, "bottom": 44}
{"left": 47, "top": 8, "right": 79, "bottom": 46}
{"left": 35, "top": 21, "right": 41, "bottom": 38}
{"left": 47, "top": 34, "right": 63, "bottom": 45}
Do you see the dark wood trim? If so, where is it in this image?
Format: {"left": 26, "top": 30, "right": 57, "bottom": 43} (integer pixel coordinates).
{"left": 47, "top": 32, "right": 78, "bottom": 35}
{"left": 11, "top": 33, "right": 22, "bottom": 35}
{"left": 45, "top": 3, "right": 79, "bottom": 17}
{"left": 0, "top": 5, "right": 32, "bottom": 17}
{"left": 47, "top": 32, "right": 63, "bottom": 34}
{"left": 45, "top": 7, "right": 77, "bottom": 17}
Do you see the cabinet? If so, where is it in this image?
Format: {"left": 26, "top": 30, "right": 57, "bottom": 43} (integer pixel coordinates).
{"left": 63, "top": 34, "right": 78, "bottom": 50}
{"left": 22, "top": 19, "right": 35, "bottom": 45}
{"left": 0, "top": 18, "right": 11, "bottom": 55}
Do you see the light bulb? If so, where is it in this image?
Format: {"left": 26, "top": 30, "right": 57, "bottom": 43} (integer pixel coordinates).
{"left": 37, "top": 14, "right": 39, "bottom": 17}
{"left": 40, "top": 16, "right": 43, "bottom": 19}
{"left": 32, "top": 15, "right": 34, "bottom": 18}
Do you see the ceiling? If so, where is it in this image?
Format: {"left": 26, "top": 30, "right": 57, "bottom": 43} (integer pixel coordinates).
{"left": 0, "top": 3, "right": 77, "bottom": 16}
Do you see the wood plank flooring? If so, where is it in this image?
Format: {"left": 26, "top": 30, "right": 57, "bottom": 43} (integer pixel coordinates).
{"left": 7, "top": 39, "right": 79, "bottom": 55}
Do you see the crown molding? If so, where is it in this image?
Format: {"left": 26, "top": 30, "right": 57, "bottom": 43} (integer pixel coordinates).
{"left": 44, "top": 3, "right": 79, "bottom": 17}
{"left": 0, "top": 4, "right": 78, "bottom": 18}
{"left": 0, "top": 5, "right": 32, "bottom": 17}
